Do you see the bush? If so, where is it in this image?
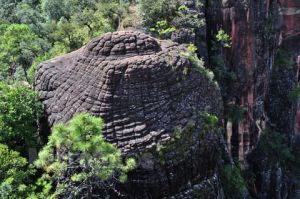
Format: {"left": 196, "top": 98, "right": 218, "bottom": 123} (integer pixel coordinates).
{"left": 138, "top": 0, "right": 179, "bottom": 28}
{"left": 0, "top": 144, "right": 35, "bottom": 198}
{"left": 216, "top": 29, "right": 231, "bottom": 48}
{"left": 172, "top": 1, "right": 204, "bottom": 29}
{"left": 182, "top": 43, "right": 215, "bottom": 81}
{"left": 200, "top": 112, "right": 219, "bottom": 133}
{"left": 138, "top": 0, "right": 204, "bottom": 39}
{"left": 0, "top": 81, "right": 43, "bottom": 150}
{"left": 150, "top": 20, "right": 176, "bottom": 38}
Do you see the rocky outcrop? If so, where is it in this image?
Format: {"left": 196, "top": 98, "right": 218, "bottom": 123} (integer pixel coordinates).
{"left": 35, "top": 31, "right": 223, "bottom": 198}
{"left": 34, "top": 0, "right": 299, "bottom": 197}
{"left": 204, "top": 0, "right": 300, "bottom": 198}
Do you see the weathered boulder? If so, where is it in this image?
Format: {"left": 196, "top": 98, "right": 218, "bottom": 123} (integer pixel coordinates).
{"left": 35, "top": 31, "right": 223, "bottom": 198}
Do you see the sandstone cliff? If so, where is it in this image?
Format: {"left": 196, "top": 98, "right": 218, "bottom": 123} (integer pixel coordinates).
{"left": 204, "top": 0, "right": 300, "bottom": 198}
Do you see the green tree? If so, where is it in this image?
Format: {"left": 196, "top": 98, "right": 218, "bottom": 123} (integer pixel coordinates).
{"left": 0, "top": 0, "right": 41, "bottom": 23}
{"left": 42, "top": 0, "right": 69, "bottom": 21}
{"left": 70, "top": 6, "right": 114, "bottom": 38}
{"left": 35, "top": 113, "right": 136, "bottom": 198}
{"left": 0, "top": 0, "right": 23, "bottom": 23}
{"left": 51, "top": 18, "right": 90, "bottom": 50}
{"left": 16, "top": 2, "right": 45, "bottom": 29}
{"left": 0, "top": 24, "right": 45, "bottom": 81}
{"left": 40, "top": 0, "right": 120, "bottom": 52}
{"left": 0, "top": 144, "right": 35, "bottom": 199}
{"left": 172, "top": 3, "right": 204, "bottom": 29}
{"left": 0, "top": 81, "right": 43, "bottom": 150}
{"left": 138, "top": 0, "right": 179, "bottom": 28}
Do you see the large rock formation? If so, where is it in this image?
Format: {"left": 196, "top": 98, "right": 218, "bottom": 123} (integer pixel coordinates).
{"left": 203, "top": 0, "right": 300, "bottom": 198}
{"left": 35, "top": 31, "right": 223, "bottom": 198}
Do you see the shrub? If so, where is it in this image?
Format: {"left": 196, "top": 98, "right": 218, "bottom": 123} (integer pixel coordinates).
{"left": 182, "top": 43, "right": 215, "bottom": 81}
{"left": 150, "top": 20, "right": 176, "bottom": 38}
{"left": 200, "top": 112, "right": 218, "bottom": 132}
{"left": 0, "top": 81, "right": 43, "bottom": 150}
{"left": 0, "top": 144, "right": 35, "bottom": 198}
{"left": 172, "top": 1, "right": 204, "bottom": 29}
{"left": 216, "top": 29, "right": 231, "bottom": 48}
{"left": 137, "top": 0, "right": 179, "bottom": 28}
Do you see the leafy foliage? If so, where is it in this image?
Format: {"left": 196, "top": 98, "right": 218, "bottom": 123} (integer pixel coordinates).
{"left": 200, "top": 112, "right": 218, "bottom": 132}
{"left": 172, "top": 1, "right": 204, "bottom": 29}
{"left": 0, "top": 24, "right": 45, "bottom": 81}
{"left": 35, "top": 113, "right": 136, "bottom": 198}
{"left": 0, "top": 81, "right": 42, "bottom": 149}
{"left": 150, "top": 20, "right": 176, "bottom": 38}
{"left": 0, "top": 0, "right": 23, "bottom": 23}
{"left": 0, "top": 144, "right": 35, "bottom": 199}
{"left": 139, "top": 0, "right": 204, "bottom": 38}
{"left": 216, "top": 29, "right": 231, "bottom": 48}
{"left": 0, "top": 0, "right": 127, "bottom": 82}
{"left": 182, "top": 43, "right": 215, "bottom": 81}
{"left": 138, "top": 0, "right": 179, "bottom": 28}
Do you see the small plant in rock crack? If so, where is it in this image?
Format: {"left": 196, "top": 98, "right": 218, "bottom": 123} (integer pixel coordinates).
{"left": 200, "top": 112, "right": 218, "bottom": 132}
{"left": 216, "top": 29, "right": 231, "bottom": 48}
{"left": 199, "top": 111, "right": 220, "bottom": 140}
{"left": 155, "top": 120, "right": 196, "bottom": 164}
{"left": 181, "top": 43, "right": 215, "bottom": 81}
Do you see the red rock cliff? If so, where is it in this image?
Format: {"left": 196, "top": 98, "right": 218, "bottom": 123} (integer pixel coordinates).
{"left": 205, "top": 0, "right": 300, "bottom": 198}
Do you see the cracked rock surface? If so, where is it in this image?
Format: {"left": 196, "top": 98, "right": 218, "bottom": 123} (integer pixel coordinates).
{"left": 35, "top": 31, "right": 223, "bottom": 198}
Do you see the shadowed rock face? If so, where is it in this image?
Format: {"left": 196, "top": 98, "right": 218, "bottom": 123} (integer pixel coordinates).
{"left": 205, "top": 0, "right": 300, "bottom": 198}
{"left": 35, "top": 31, "right": 223, "bottom": 198}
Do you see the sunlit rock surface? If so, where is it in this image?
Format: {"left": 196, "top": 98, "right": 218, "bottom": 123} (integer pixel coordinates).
{"left": 35, "top": 31, "right": 223, "bottom": 198}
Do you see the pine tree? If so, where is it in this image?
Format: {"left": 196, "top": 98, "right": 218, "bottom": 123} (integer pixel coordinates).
{"left": 35, "top": 113, "right": 136, "bottom": 198}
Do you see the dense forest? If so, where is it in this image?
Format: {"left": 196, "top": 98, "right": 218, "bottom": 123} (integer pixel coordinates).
{"left": 0, "top": 0, "right": 300, "bottom": 198}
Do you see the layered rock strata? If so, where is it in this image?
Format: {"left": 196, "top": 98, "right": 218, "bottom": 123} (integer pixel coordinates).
{"left": 35, "top": 31, "right": 223, "bottom": 198}
{"left": 204, "top": 0, "right": 300, "bottom": 198}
